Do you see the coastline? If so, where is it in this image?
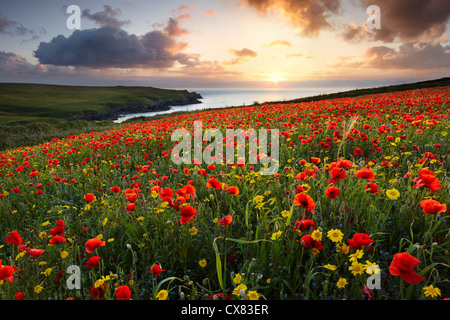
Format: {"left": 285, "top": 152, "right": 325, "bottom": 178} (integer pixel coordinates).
{"left": 67, "top": 91, "right": 203, "bottom": 121}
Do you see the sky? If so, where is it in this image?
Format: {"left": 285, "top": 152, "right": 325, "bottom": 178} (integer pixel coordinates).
{"left": 0, "top": 0, "right": 450, "bottom": 88}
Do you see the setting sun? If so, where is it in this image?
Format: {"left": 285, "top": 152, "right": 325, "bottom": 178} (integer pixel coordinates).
{"left": 267, "top": 72, "right": 286, "bottom": 84}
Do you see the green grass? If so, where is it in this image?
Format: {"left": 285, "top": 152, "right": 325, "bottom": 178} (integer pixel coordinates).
{"left": 0, "top": 83, "right": 198, "bottom": 121}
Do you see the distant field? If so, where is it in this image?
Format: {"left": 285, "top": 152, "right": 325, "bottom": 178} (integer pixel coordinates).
{"left": 0, "top": 83, "right": 198, "bottom": 122}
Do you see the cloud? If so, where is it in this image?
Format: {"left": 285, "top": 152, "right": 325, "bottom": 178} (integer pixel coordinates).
{"left": 82, "top": 5, "right": 131, "bottom": 28}
{"left": 334, "top": 42, "right": 450, "bottom": 70}
{"left": 232, "top": 48, "right": 258, "bottom": 58}
{"left": 225, "top": 48, "right": 258, "bottom": 65}
{"left": 341, "top": 22, "right": 370, "bottom": 43}
{"left": 0, "top": 11, "right": 44, "bottom": 40}
{"left": 33, "top": 26, "right": 195, "bottom": 69}
{"left": 240, "top": 0, "right": 342, "bottom": 36}
{"left": 264, "top": 40, "right": 292, "bottom": 47}
{"left": 342, "top": 0, "right": 450, "bottom": 43}
{"left": 204, "top": 9, "right": 218, "bottom": 17}
{"left": 164, "top": 17, "right": 190, "bottom": 37}
{"left": 0, "top": 51, "right": 41, "bottom": 75}
{"left": 365, "top": 42, "right": 450, "bottom": 69}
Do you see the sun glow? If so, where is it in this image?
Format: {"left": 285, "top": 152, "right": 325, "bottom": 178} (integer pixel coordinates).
{"left": 266, "top": 72, "right": 286, "bottom": 84}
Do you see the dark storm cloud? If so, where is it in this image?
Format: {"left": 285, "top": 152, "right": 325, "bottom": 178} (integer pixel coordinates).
{"left": 343, "top": 0, "right": 450, "bottom": 43}
{"left": 33, "top": 26, "right": 194, "bottom": 69}
{"left": 240, "top": 0, "right": 342, "bottom": 36}
{"left": 82, "top": 5, "right": 131, "bottom": 28}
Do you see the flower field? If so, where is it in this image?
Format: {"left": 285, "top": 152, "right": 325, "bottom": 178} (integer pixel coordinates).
{"left": 0, "top": 87, "right": 448, "bottom": 300}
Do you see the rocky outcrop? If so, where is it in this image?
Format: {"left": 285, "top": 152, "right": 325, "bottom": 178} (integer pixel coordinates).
{"left": 67, "top": 91, "right": 203, "bottom": 121}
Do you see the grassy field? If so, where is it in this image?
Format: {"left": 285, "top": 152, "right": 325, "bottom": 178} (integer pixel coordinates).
{"left": 0, "top": 83, "right": 199, "bottom": 122}
{"left": 0, "top": 85, "right": 448, "bottom": 301}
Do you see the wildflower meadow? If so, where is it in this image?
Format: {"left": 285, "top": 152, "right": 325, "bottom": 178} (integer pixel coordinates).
{"left": 0, "top": 87, "right": 448, "bottom": 301}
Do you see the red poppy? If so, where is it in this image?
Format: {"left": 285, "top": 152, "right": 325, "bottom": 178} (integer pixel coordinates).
{"left": 126, "top": 192, "right": 138, "bottom": 203}
{"left": 15, "top": 292, "right": 24, "bottom": 300}
{"left": 85, "top": 238, "right": 106, "bottom": 253}
{"left": 110, "top": 186, "right": 121, "bottom": 193}
{"left": 293, "top": 193, "right": 316, "bottom": 214}
{"left": 6, "top": 230, "right": 23, "bottom": 246}
{"left": 115, "top": 285, "right": 132, "bottom": 300}
{"left": 293, "top": 218, "right": 317, "bottom": 232}
{"left": 362, "top": 284, "right": 373, "bottom": 300}
{"left": 0, "top": 265, "right": 15, "bottom": 283}
{"left": 149, "top": 263, "right": 165, "bottom": 277}
{"left": 86, "top": 256, "right": 101, "bottom": 268}
{"left": 210, "top": 293, "right": 231, "bottom": 300}
{"left": 228, "top": 186, "right": 239, "bottom": 195}
{"left": 84, "top": 193, "right": 96, "bottom": 203}
{"left": 218, "top": 215, "right": 233, "bottom": 227}
{"left": 353, "top": 148, "right": 364, "bottom": 157}
{"left": 327, "top": 167, "right": 347, "bottom": 184}
{"left": 49, "top": 235, "right": 66, "bottom": 245}
{"left": 49, "top": 219, "right": 66, "bottom": 236}
{"left": 299, "top": 235, "right": 323, "bottom": 251}
{"left": 420, "top": 199, "right": 447, "bottom": 215}
{"left": 28, "top": 248, "right": 44, "bottom": 258}
{"left": 176, "top": 185, "right": 196, "bottom": 199}
{"left": 159, "top": 187, "right": 173, "bottom": 199}
{"left": 347, "top": 233, "right": 374, "bottom": 251}
{"left": 180, "top": 205, "right": 197, "bottom": 224}
{"left": 389, "top": 252, "right": 424, "bottom": 285}
{"left": 91, "top": 283, "right": 107, "bottom": 300}
{"left": 365, "top": 183, "right": 380, "bottom": 194}
{"left": 311, "top": 157, "right": 320, "bottom": 164}
{"left": 355, "top": 168, "right": 375, "bottom": 181}
{"left": 12, "top": 186, "right": 19, "bottom": 194}
{"left": 413, "top": 173, "right": 441, "bottom": 192}
{"left": 206, "top": 178, "right": 222, "bottom": 190}
{"left": 126, "top": 203, "right": 136, "bottom": 212}
{"left": 325, "top": 186, "right": 340, "bottom": 199}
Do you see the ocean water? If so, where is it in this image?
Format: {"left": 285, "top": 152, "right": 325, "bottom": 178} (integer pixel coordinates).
{"left": 114, "top": 86, "right": 367, "bottom": 123}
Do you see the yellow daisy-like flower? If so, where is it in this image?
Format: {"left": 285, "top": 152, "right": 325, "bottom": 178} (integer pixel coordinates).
{"left": 336, "top": 278, "right": 347, "bottom": 289}
{"left": 189, "top": 226, "right": 198, "bottom": 236}
{"left": 232, "top": 284, "right": 247, "bottom": 296}
{"left": 311, "top": 229, "right": 322, "bottom": 241}
{"left": 280, "top": 210, "right": 290, "bottom": 218}
{"left": 364, "top": 261, "right": 380, "bottom": 275}
{"left": 327, "top": 229, "right": 344, "bottom": 243}
{"left": 349, "top": 261, "right": 365, "bottom": 276}
{"left": 336, "top": 243, "right": 350, "bottom": 255}
{"left": 423, "top": 285, "right": 441, "bottom": 298}
{"left": 271, "top": 230, "right": 282, "bottom": 241}
{"left": 198, "top": 259, "right": 207, "bottom": 268}
{"left": 349, "top": 249, "right": 364, "bottom": 262}
{"left": 247, "top": 290, "right": 260, "bottom": 300}
{"left": 60, "top": 251, "right": 69, "bottom": 259}
{"left": 301, "top": 184, "right": 311, "bottom": 193}
{"left": 156, "top": 289, "right": 169, "bottom": 300}
{"left": 323, "top": 264, "right": 337, "bottom": 271}
{"left": 386, "top": 188, "right": 400, "bottom": 200}
{"left": 34, "top": 284, "right": 43, "bottom": 294}
{"left": 233, "top": 273, "right": 242, "bottom": 284}
{"left": 253, "top": 195, "right": 264, "bottom": 203}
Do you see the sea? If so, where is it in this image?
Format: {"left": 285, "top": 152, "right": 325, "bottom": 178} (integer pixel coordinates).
{"left": 114, "top": 86, "right": 373, "bottom": 123}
